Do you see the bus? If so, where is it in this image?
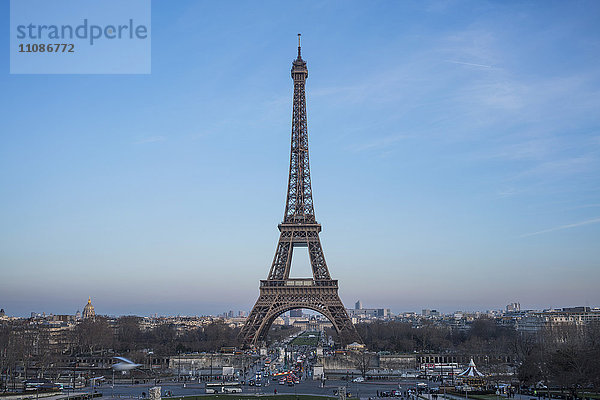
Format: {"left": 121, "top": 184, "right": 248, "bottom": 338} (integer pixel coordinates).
{"left": 205, "top": 382, "right": 242, "bottom": 394}
{"left": 23, "top": 379, "right": 62, "bottom": 392}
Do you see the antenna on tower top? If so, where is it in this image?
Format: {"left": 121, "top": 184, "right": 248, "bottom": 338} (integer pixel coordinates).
{"left": 297, "top": 33, "right": 302, "bottom": 58}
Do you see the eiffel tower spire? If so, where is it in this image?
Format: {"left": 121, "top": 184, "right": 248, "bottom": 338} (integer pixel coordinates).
{"left": 239, "top": 37, "right": 361, "bottom": 347}
{"left": 285, "top": 33, "right": 314, "bottom": 223}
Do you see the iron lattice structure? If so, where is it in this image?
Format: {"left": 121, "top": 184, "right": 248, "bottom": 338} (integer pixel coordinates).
{"left": 239, "top": 36, "right": 361, "bottom": 347}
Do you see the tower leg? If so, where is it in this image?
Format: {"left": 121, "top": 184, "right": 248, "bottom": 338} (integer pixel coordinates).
{"left": 239, "top": 287, "right": 361, "bottom": 347}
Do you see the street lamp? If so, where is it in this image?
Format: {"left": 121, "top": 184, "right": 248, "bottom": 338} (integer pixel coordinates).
{"left": 148, "top": 351, "right": 154, "bottom": 375}
{"left": 345, "top": 371, "right": 349, "bottom": 397}
{"left": 177, "top": 353, "right": 181, "bottom": 383}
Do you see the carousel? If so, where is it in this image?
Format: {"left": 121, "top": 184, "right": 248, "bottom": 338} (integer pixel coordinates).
{"left": 457, "top": 358, "right": 485, "bottom": 391}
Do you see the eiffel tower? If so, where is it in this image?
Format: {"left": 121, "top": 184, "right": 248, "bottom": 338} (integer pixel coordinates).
{"left": 239, "top": 35, "right": 361, "bottom": 347}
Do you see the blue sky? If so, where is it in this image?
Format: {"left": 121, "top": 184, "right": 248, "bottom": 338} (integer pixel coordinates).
{"left": 1, "top": 1, "right": 599, "bottom": 317}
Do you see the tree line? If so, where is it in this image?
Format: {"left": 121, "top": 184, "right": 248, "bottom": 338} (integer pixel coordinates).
{"left": 355, "top": 318, "right": 516, "bottom": 354}
{"left": 1, "top": 315, "right": 300, "bottom": 390}
{"left": 0, "top": 316, "right": 297, "bottom": 358}
{"left": 2, "top": 315, "right": 599, "bottom": 393}
{"left": 351, "top": 319, "right": 600, "bottom": 393}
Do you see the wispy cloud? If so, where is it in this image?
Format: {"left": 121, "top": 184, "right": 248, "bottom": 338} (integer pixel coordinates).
{"left": 349, "top": 134, "right": 412, "bottom": 152}
{"left": 445, "top": 60, "right": 493, "bottom": 68}
{"left": 496, "top": 187, "right": 518, "bottom": 198}
{"left": 478, "top": 137, "right": 559, "bottom": 162}
{"left": 133, "top": 136, "right": 166, "bottom": 144}
{"left": 520, "top": 217, "right": 600, "bottom": 237}
{"left": 311, "top": 26, "right": 599, "bottom": 203}
{"left": 513, "top": 155, "right": 596, "bottom": 180}
{"left": 570, "top": 204, "right": 600, "bottom": 210}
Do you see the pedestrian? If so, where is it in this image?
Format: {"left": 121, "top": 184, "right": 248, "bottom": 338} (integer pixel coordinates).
{"left": 274, "top": 389, "right": 277, "bottom": 395}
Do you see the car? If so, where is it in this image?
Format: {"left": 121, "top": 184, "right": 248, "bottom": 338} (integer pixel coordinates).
{"left": 352, "top": 377, "right": 365, "bottom": 383}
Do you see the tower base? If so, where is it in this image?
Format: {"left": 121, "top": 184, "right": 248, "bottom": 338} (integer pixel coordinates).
{"left": 239, "top": 279, "right": 361, "bottom": 347}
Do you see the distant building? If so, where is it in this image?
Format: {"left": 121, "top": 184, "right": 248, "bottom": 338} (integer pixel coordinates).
{"left": 506, "top": 302, "right": 520, "bottom": 313}
{"left": 346, "top": 342, "right": 366, "bottom": 351}
{"left": 499, "top": 306, "right": 600, "bottom": 332}
{"left": 82, "top": 297, "right": 96, "bottom": 320}
{"left": 422, "top": 309, "right": 440, "bottom": 317}
{"left": 290, "top": 309, "right": 303, "bottom": 317}
{"left": 291, "top": 316, "right": 331, "bottom": 330}
{"left": 536, "top": 306, "right": 600, "bottom": 325}
{"left": 52, "top": 314, "right": 75, "bottom": 322}
{"left": 347, "top": 307, "right": 391, "bottom": 319}
{"left": 0, "top": 308, "right": 5, "bottom": 317}
{"left": 355, "top": 300, "right": 362, "bottom": 310}
{"left": 75, "top": 310, "right": 81, "bottom": 320}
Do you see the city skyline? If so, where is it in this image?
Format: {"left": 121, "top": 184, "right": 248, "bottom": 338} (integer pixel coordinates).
{"left": 2, "top": 1, "right": 600, "bottom": 317}
{"left": 6, "top": 296, "right": 597, "bottom": 319}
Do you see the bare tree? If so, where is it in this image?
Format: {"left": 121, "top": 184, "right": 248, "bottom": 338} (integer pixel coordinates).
{"left": 74, "top": 317, "right": 114, "bottom": 354}
{"left": 350, "top": 350, "right": 375, "bottom": 378}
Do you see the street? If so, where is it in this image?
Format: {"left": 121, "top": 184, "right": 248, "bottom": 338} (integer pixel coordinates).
{"left": 92, "top": 377, "right": 439, "bottom": 399}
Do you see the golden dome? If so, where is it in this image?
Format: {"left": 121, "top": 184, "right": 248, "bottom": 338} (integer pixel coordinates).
{"left": 82, "top": 297, "right": 96, "bottom": 320}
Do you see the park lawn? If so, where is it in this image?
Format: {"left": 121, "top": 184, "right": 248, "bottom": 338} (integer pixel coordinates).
{"left": 167, "top": 395, "right": 334, "bottom": 400}
{"left": 540, "top": 391, "right": 600, "bottom": 400}
{"left": 290, "top": 332, "right": 320, "bottom": 347}
{"left": 468, "top": 395, "right": 506, "bottom": 400}
{"left": 559, "top": 392, "right": 600, "bottom": 400}
{"left": 447, "top": 392, "right": 504, "bottom": 400}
